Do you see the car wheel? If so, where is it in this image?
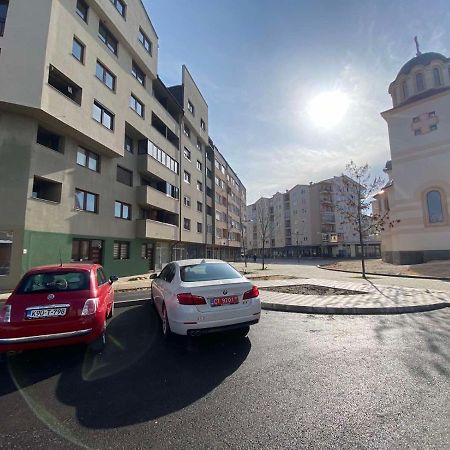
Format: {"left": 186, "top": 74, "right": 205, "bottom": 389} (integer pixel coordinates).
{"left": 90, "top": 321, "right": 106, "bottom": 354}
{"left": 233, "top": 326, "right": 250, "bottom": 338}
{"left": 161, "top": 304, "right": 172, "bottom": 339}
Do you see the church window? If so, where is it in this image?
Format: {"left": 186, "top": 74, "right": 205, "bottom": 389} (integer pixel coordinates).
{"left": 426, "top": 190, "right": 445, "bottom": 224}
{"left": 416, "top": 73, "right": 425, "bottom": 92}
{"left": 401, "top": 81, "right": 408, "bottom": 100}
{"left": 433, "top": 67, "right": 442, "bottom": 87}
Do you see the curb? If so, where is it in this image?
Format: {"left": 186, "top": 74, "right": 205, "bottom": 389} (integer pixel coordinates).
{"left": 317, "top": 265, "right": 450, "bottom": 282}
{"left": 261, "top": 301, "right": 450, "bottom": 315}
{"left": 115, "top": 298, "right": 149, "bottom": 308}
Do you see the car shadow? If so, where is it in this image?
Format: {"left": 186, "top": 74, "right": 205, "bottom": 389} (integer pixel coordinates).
{"left": 1, "top": 302, "right": 251, "bottom": 430}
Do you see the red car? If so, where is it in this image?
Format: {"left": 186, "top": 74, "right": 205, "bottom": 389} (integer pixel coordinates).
{"left": 0, "top": 264, "right": 117, "bottom": 355}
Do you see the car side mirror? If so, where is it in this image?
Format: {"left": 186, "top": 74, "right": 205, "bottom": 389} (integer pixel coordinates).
{"left": 149, "top": 273, "right": 158, "bottom": 280}
{"left": 109, "top": 275, "right": 119, "bottom": 284}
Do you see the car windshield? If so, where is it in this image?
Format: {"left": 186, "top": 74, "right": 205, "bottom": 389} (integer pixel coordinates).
{"left": 180, "top": 263, "right": 242, "bottom": 282}
{"left": 17, "top": 271, "right": 90, "bottom": 294}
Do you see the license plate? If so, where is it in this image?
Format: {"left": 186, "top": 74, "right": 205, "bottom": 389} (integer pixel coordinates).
{"left": 26, "top": 308, "right": 67, "bottom": 319}
{"left": 209, "top": 296, "right": 239, "bottom": 307}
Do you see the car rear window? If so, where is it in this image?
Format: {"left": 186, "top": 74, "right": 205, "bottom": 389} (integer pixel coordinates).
{"left": 17, "top": 271, "right": 90, "bottom": 294}
{"left": 180, "top": 263, "right": 242, "bottom": 282}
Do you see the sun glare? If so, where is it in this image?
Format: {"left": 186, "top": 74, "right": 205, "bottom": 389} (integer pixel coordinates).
{"left": 307, "top": 91, "right": 350, "bottom": 129}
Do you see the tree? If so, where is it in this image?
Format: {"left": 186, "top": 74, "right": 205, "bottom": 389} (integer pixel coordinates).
{"left": 336, "top": 161, "right": 399, "bottom": 278}
{"left": 256, "top": 200, "right": 273, "bottom": 270}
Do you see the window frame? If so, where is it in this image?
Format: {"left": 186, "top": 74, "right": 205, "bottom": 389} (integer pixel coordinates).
{"left": 98, "top": 22, "right": 118, "bottom": 56}
{"left": 138, "top": 27, "right": 152, "bottom": 55}
{"left": 113, "top": 241, "right": 130, "bottom": 260}
{"left": 423, "top": 188, "right": 448, "bottom": 226}
{"left": 116, "top": 165, "right": 133, "bottom": 187}
{"left": 96, "top": 60, "right": 116, "bottom": 91}
{"left": 75, "top": 188, "right": 99, "bottom": 213}
{"left": 183, "top": 218, "right": 191, "bottom": 231}
{"left": 129, "top": 93, "right": 145, "bottom": 118}
{"left": 93, "top": 100, "right": 115, "bottom": 130}
{"left": 76, "top": 0, "right": 88, "bottom": 22}
{"left": 110, "top": 0, "right": 126, "bottom": 18}
{"left": 184, "top": 170, "right": 191, "bottom": 184}
{"left": 183, "top": 147, "right": 191, "bottom": 160}
{"left": 76, "top": 147, "right": 100, "bottom": 172}
{"left": 124, "top": 135, "right": 134, "bottom": 153}
{"left": 131, "top": 61, "right": 146, "bottom": 86}
{"left": 183, "top": 195, "right": 191, "bottom": 207}
{"left": 72, "top": 36, "right": 85, "bottom": 63}
{"left": 114, "top": 200, "right": 132, "bottom": 220}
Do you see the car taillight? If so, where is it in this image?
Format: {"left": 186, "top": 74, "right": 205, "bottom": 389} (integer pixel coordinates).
{"left": 243, "top": 286, "right": 259, "bottom": 300}
{"left": 177, "top": 293, "right": 206, "bottom": 305}
{"left": 81, "top": 298, "right": 99, "bottom": 316}
{"left": 0, "top": 304, "right": 11, "bottom": 323}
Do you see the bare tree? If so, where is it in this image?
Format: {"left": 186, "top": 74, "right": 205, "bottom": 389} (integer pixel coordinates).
{"left": 336, "top": 161, "right": 399, "bottom": 278}
{"left": 256, "top": 200, "right": 273, "bottom": 270}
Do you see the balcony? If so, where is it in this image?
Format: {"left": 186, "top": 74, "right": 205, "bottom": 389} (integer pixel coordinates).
{"left": 137, "top": 153, "right": 179, "bottom": 184}
{"left": 136, "top": 219, "right": 179, "bottom": 241}
{"left": 320, "top": 195, "right": 333, "bottom": 204}
{"left": 136, "top": 185, "right": 178, "bottom": 214}
{"left": 321, "top": 212, "right": 335, "bottom": 223}
{"left": 151, "top": 113, "right": 179, "bottom": 149}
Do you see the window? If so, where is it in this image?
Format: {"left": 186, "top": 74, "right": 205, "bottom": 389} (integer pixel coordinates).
{"left": 426, "top": 190, "right": 445, "bottom": 224}
{"left": 184, "top": 171, "right": 191, "bottom": 183}
{"left": 206, "top": 168, "right": 212, "bottom": 179}
{"left": 37, "top": 127, "right": 62, "bottom": 152}
{"left": 17, "top": 270, "right": 91, "bottom": 294}
{"left": 433, "top": 67, "right": 442, "bottom": 87}
{"left": 184, "top": 195, "right": 191, "bottom": 207}
{"left": 180, "top": 262, "right": 241, "bottom": 282}
{"left": 48, "top": 65, "right": 82, "bottom": 105}
{"left": 184, "top": 218, "right": 191, "bottom": 230}
{"left": 77, "top": 147, "right": 99, "bottom": 172}
{"left": 197, "top": 181, "right": 203, "bottom": 192}
{"left": 96, "top": 61, "right": 116, "bottom": 91}
{"left": 0, "top": 231, "right": 13, "bottom": 276}
{"left": 166, "top": 183, "right": 179, "bottom": 199}
{"left": 76, "top": 0, "right": 88, "bottom": 22}
{"left": 197, "top": 201, "right": 203, "bottom": 212}
{"left": 93, "top": 101, "right": 114, "bottom": 130}
{"left": 183, "top": 125, "right": 191, "bottom": 138}
{"left": 197, "top": 222, "right": 202, "bottom": 233}
{"left": 131, "top": 61, "right": 145, "bottom": 86}
{"left": 200, "top": 119, "right": 206, "bottom": 131}
{"left": 196, "top": 139, "right": 202, "bottom": 151}
{"left": 183, "top": 147, "right": 191, "bottom": 160}
{"left": 72, "top": 37, "right": 85, "bottom": 63}
{"left": 197, "top": 160, "right": 202, "bottom": 171}
{"left": 416, "top": 72, "right": 425, "bottom": 92}
{"left": 130, "top": 94, "right": 144, "bottom": 117}
{"left": 113, "top": 241, "right": 130, "bottom": 260}
{"left": 110, "top": 0, "right": 126, "bottom": 17}
{"left": 116, "top": 166, "right": 133, "bottom": 186}
{"left": 115, "top": 200, "right": 131, "bottom": 220}
{"left": 98, "top": 23, "right": 118, "bottom": 55}
{"left": 97, "top": 268, "right": 108, "bottom": 286}
{"left": 138, "top": 28, "right": 152, "bottom": 55}
{"left": 187, "top": 100, "right": 195, "bottom": 115}
{"left": 141, "top": 243, "right": 153, "bottom": 259}
{"left": 124, "top": 135, "right": 133, "bottom": 153}
{"left": 138, "top": 139, "right": 179, "bottom": 174}
{"left": 75, "top": 189, "right": 98, "bottom": 213}
{"left": 32, "top": 176, "right": 62, "bottom": 203}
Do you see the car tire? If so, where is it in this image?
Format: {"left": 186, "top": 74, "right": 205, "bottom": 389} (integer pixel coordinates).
{"left": 161, "top": 304, "right": 172, "bottom": 339}
{"left": 89, "top": 321, "right": 106, "bottom": 354}
{"left": 233, "top": 325, "right": 250, "bottom": 338}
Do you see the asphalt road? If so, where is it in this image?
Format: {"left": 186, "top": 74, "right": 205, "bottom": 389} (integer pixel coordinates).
{"left": 1, "top": 302, "right": 449, "bottom": 449}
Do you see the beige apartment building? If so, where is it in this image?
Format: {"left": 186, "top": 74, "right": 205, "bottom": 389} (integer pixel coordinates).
{"left": 0, "top": 0, "right": 246, "bottom": 290}
{"left": 245, "top": 176, "right": 380, "bottom": 259}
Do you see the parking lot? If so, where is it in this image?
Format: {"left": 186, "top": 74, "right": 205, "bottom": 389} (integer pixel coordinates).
{"left": 1, "top": 298, "right": 450, "bottom": 449}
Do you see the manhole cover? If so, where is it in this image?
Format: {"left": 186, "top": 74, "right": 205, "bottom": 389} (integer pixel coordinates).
{"left": 261, "top": 284, "right": 367, "bottom": 295}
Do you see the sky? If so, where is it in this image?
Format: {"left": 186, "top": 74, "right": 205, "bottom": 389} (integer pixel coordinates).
{"left": 143, "top": 0, "right": 450, "bottom": 204}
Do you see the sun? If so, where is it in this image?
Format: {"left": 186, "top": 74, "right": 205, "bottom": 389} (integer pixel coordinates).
{"left": 307, "top": 90, "right": 350, "bottom": 129}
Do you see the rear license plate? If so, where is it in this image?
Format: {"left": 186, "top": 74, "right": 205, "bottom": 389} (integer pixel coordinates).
{"left": 26, "top": 308, "right": 67, "bottom": 319}
{"left": 209, "top": 296, "right": 239, "bottom": 307}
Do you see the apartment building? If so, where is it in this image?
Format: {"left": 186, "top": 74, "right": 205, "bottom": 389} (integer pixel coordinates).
{"left": 245, "top": 176, "right": 380, "bottom": 259}
{"left": 208, "top": 139, "right": 247, "bottom": 261}
{"left": 0, "top": 0, "right": 245, "bottom": 290}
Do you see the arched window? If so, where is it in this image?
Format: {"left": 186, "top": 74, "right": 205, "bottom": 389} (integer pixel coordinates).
{"left": 433, "top": 67, "right": 442, "bottom": 87}
{"left": 401, "top": 81, "right": 408, "bottom": 100}
{"left": 416, "top": 72, "right": 425, "bottom": 92}
{"left": 426, "top": 190, "right": 444, "bottom": 223}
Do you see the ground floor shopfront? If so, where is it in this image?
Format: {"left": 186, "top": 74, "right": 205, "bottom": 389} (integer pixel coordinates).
{"left": 0, "top": 229, "right": 245, "bottom": 291}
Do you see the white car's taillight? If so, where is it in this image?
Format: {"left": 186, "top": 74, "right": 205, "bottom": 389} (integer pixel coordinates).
{"left": 0, "top": 304, "right": 11, "bottom": 323}
{"left": 81, "top": 298, "right": 99, "bottom": 316}
{"left": 243, "top": 286, "right": 259, "bottom": 300}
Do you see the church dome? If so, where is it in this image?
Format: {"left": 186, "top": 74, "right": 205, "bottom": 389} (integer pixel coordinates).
{"left": 397, "top": 52, "right": 448, "bottom": 78}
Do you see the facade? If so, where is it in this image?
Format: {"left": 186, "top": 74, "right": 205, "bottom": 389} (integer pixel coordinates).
{"left": 377, "top": 49, "right": 450, "bottom": 264}
{"left": 245, "top": 176, "right": 380, "bottom": 259}
{"left": 0, "top": 0, "right": 245, "bottom": 290}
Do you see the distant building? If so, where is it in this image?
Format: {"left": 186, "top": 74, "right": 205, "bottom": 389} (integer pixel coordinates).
{"left": 377, "top": 49, "right": 450, "bottom": 264}
{"left": 245, "top": 176, "right": 380, "bottom": 258}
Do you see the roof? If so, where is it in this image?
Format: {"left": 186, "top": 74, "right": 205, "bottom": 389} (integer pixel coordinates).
{"left": 397, "top": 52, "right": 448, "bottom": 78}
{"left": 24, "top": 263, "right": 100, "bottom": 273}
{"left": 174, "top": 259, "right": 227, "bottom": 267}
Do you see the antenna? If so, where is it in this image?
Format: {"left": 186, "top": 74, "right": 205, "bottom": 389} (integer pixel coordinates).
{"left": 59, "top": 248, "right": 63, "bottom": 267}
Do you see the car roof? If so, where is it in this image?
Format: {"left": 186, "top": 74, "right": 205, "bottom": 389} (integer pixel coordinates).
{"left": 173, "top": 259, "right": 228, "bottom": 267}
{"left": 24, "top": 263, "right": 101, "bottom": 274}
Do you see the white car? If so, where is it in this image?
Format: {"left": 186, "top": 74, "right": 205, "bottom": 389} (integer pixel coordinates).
{"left": 151, "top": 259, "right": 261, "bottom": 338}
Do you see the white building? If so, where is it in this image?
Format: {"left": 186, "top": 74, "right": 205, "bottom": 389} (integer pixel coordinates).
{"left": 377, "top": 49, "right": 450, "bottom": 264}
